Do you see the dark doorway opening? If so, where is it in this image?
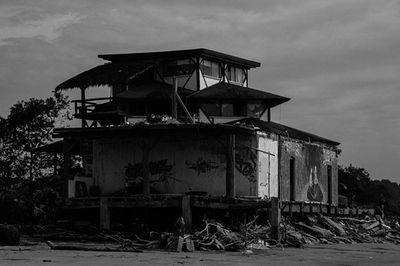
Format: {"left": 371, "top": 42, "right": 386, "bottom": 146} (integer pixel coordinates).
{"left": 289, "top": 157, "right": 295, "bottom": 201}
{"left": 327, "top": 165, "right": 332, "bottom": 204}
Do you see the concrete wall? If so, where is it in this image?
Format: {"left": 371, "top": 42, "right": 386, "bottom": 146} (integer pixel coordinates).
{"left": 257, "top": 133, "right": 279, "bottom": 198}
{"left": 279, "top": 140, "right": 338, "bottom": 205}
{"left": 92, "top": 133, "right": 259, "bottom": 196}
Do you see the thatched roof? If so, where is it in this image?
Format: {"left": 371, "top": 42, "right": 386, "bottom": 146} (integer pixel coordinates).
{"left": 55, "top": 62, "right": 154, "bottom": 91}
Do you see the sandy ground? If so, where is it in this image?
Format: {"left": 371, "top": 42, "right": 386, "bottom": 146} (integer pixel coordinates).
{"left": 1, "top": 242, "right": 400, "bottom": 266}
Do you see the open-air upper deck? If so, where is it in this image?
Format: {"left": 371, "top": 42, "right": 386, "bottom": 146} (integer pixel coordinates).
{"left": 55, "top": 48, "right": 290, "bottom": 128}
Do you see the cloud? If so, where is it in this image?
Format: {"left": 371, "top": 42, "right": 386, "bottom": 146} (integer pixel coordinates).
{"left": 0, "top": 0, "right": 400, "bottom": 180}
{"left": 0, "top": 8, "right": 83, "bottom": 45}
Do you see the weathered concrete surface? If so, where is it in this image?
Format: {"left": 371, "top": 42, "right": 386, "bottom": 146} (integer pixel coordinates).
{"left": 1, "top": 243, "right": 400, "bottom": 266}
{"left": 92, "top": 132, "right": 259, "bottom": 197}
{"left": 279, "top": 140, "right": 338, "bottom": 204}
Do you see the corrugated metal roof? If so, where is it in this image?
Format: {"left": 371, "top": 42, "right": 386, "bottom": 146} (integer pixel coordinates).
{"left": 188, "top": 82, "right": 290, "bottom": 108}
{"left": 98, "top": 48, "right": 260, "bottom": 68}
{"left": 227, "top": 117, "right": 340, "bottom": 146}
{"left": 55, "top": 62, "right": 153, "bottom": 90}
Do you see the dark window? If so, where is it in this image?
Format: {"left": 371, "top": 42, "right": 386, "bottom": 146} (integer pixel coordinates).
{"left": 233, "top": 102, "right": 247, "bottom": 116}
{"left": 247, "top": 102, "right": 266, "bottom": 117}
{"left": 164, "top": 59, "right": 195, "bottom": 76}
{"left": 227, "top": 66, "right": 245, "bottom": 83}
{"left": 201, "top": 103, "right": 220, "bottom": 116}
{"left": 327, "top": 165, "right": 332, "bottom": 204}
{"left": 221, "top": 104, "right": 233, "bottom": 116}
{"left": 201, "top": 60, "right": 221, "bottom": 78}
{"left": 290, "top": 157, "right": 295, "bottom": 201}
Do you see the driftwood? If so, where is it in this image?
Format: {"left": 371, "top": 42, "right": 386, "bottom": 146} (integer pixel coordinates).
{"left": 317, "top": 215, "right": 346, "bottom": 236}
{"left": 45, "top": 241, "right": 142, "bottom": 252}
{"left": 295, "top": 222, "right": 331, "bottom": 238}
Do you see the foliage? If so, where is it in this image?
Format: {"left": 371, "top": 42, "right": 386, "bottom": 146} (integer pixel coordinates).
{"left": 0, "top": 91, "right": 69, "bottom": 223}
{"left": 339, "top": 164, "right": 400, "bottom": 215}
{"left": 0, "top": 91, "right": 69, "bottom": 181}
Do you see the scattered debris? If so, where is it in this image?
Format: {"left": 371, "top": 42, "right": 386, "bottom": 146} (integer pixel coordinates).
{"left": 13, "top": 213, "right": 400, "bottom": 252}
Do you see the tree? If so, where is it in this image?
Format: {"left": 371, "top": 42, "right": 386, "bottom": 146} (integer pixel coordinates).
{"left": 0, "top": 91, "right": 69, "bottom": 223}
{"left": 0, "top": 91, "right": 69, "bottom": 181}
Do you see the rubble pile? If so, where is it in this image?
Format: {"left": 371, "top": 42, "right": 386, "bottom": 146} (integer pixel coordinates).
{"left": 18, "top": 214, "right": 400, "bottom": 252}
{"left": 282, "top": 214, "right": 400, "bottom": 246}
{"left": 192, "top": 220, "right": 271, "bottom": 251}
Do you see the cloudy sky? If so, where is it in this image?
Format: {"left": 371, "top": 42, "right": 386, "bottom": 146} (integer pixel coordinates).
{"left": 1, "top": 0, "right": 400, "bottom": 181}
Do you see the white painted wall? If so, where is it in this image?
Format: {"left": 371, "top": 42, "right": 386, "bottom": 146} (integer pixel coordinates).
{"left": 257, "top": 133, "right": 279, "bottom": 198}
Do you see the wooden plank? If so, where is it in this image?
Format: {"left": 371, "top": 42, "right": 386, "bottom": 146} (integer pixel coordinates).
{"left": 99, "top": 197, "right": 110, "bottom": 230}
{"left": 182, "top": 195, "right": 192, "bottom": 233}
{"left": 226, "top": 133, "right": 235, "bottom": 198}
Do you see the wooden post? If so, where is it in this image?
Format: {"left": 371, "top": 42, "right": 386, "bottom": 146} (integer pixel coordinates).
{"left": 80, "top": 87, "right": 87, "bottom": 128}
{"left": 142, "top": 144, "right": 150, "bottom": 196}
{"left": 62, "top": 138, "right": 72, "bottom": 198}
{"left": 172, "top": 78, "right": 178, "bottom": 119}
{"left": 270, "top": 197, "right": 281, "bottom": 241}
{"left": 226, "top": 133, "right": 235, "bottom": 198}
{"left": 300, "top": 201, "right": 304, "bottom": 217}
{"left": 182, "top": 195, "right": 192, "bottom": 233}
{"left": 267, "top": 108, "right": 271, "bottom": 122}
{"left": 99, "top": 197, "right": 110, "bottom": 230}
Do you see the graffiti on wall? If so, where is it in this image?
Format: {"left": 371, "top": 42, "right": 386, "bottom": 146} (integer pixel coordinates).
{"left": 125, "top": 159, "right": 178, "bottom": 185}
{"left": 235, "top": 146, "right": 257, "bottom": 183}
{"left": 306, "top": 166, "right": 323, "bottom": 202}
{"left": 185, "top": 157, "right": 219, "bottom": 175}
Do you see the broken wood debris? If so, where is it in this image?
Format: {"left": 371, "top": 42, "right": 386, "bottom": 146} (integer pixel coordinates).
{"left": 32, "top": 214, "right": 400, "bottom": 252}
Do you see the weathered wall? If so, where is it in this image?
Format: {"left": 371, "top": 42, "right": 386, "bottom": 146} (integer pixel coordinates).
{"left": 279, "top": 140, "right": 338, "bottom": 205}
{"left": 92, "top": 132, "right": 259, "bottom": 196}
{"left": 257, "top": 133, "right": 279, "bottom": 198}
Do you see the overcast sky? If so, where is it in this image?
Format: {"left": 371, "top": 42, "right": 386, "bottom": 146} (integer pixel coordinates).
{"left": 1, "top": 0, "right": 400, "bottom": 181}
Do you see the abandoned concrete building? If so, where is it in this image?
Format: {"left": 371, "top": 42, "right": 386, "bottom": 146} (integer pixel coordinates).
{"left": 46, "top": 48, "right": 340, "bottom": 230}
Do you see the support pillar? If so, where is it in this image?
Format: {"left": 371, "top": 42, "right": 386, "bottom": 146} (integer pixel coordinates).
{"left": 226, "top": 133, "right": 235, "bottom": 198}
{"left": 100, "top": 197, "right": 110, "bottom": 230}
{"left": 142, "top": 145, "right": 150, "bottom": 196}
{"left": 80, "top": 87, "right": 87, "bottom": 128}
{"left": 270, "top": 197, "right": 281, "bottom": 241}
{"left": 182, "top": 195, "right": 192, "bottom": 234}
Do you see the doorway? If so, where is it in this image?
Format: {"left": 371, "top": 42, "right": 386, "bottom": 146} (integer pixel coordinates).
{"left": 327, "top": 165, "right": 332, "bottom": 204}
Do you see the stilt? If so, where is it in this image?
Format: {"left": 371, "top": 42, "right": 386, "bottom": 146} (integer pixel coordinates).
{"left": 270, "top": 197, "right": 281, "bottom": 241}
{"left": 100, "top": 197, "right": 110, "bottom": 230}
{"left": 226, "top": 133, "right": 235, "bottom": 198}
{"left": 182, "top": 195, "right": 192, "bottom": 233}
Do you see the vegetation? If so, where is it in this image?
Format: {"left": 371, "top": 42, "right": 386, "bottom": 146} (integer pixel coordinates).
{"left": 339, "top": 164, "right": 400, "bottom": 215}
{"left": 0, "top": 91, "right": 69, "bottom": 224}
